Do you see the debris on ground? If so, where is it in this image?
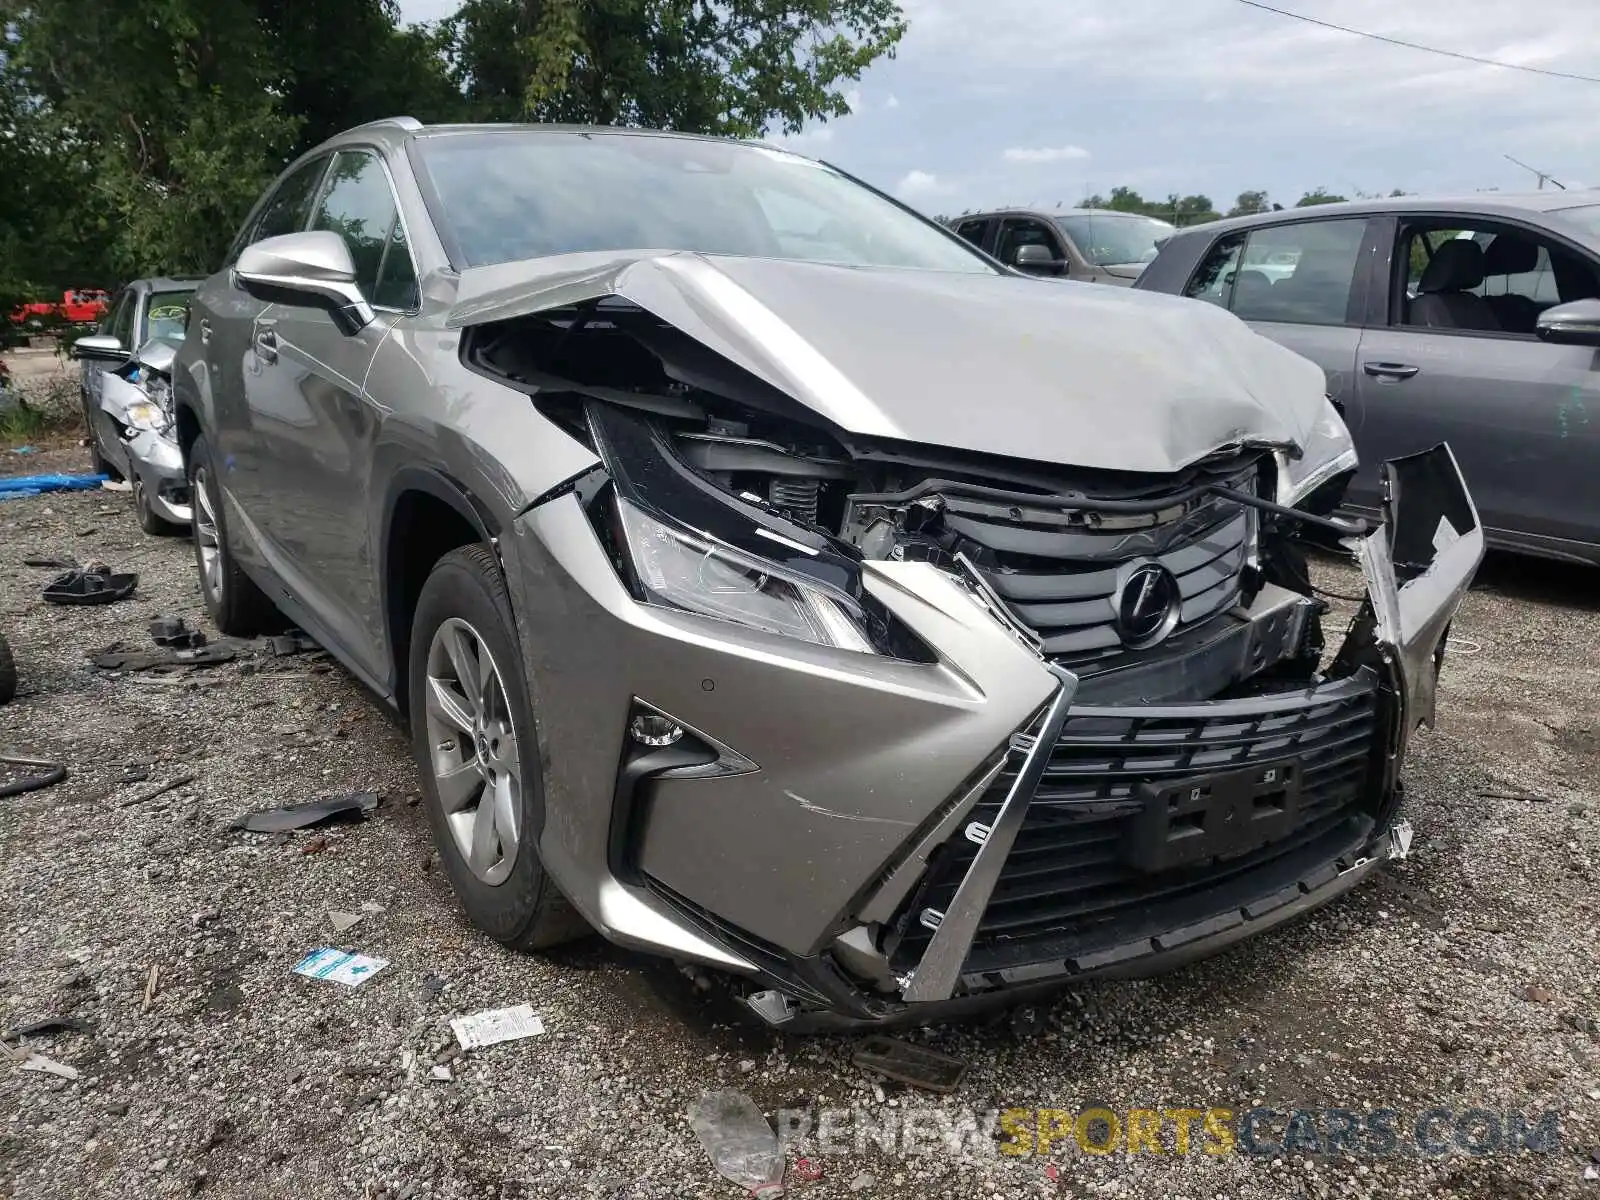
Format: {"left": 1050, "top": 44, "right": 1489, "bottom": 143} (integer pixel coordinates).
{"left": 0, "top": 1016, "right": 91, "bottom": 1041}
{"left": 22, "top": 554, "right": 77, "bottom": 569}
{"left": 264, "top": 630, "right": 320, "bottom": 657}
{"left": 10, "top": 1049, "right": 81, "bottom": 1081}
{"left": 0, "top": 472, "right": 108, "bottom": 498}
{"left": 687, "top": 1090, "right": 785, "bottom": 1195}
{"left": 148, "top": 616, "right": 207, "bottom": 650}
{"left": 449, "top": 1004, "right": 545, "bottom": 1050}
{"left": 42, "top": 566, "right": 137, "bottom": 605}
{"left": 292, "top": 949, "right": 388, "bottom": 987}
{"left": 91, "top": 643, "right": 234, "bottom": 671}
{"left": 328, "top": 911, "right": 363, "bottom": 934}
{"left": 851, "top": 1034, "right": 968, "bottom": 1094}
{"left": 141, "top": 964, "right": 160, "bottom": 1012}
{"left": 231, "top": 790, "right": 379, "bottom": 833}
{"left": 100, "top": 479, "right": 133, "bottom": 493}
{"left": 0, "top": 752, "right": 67, "bottom": 799}
{"left": 847, "top": 1174, "right": 874, "bottom": 1193}
{"left": 117, "top": 775, "right": 196, "bottom": 809}
{"left": 791, "top": 1159, "right": 823, "bottom": 1183}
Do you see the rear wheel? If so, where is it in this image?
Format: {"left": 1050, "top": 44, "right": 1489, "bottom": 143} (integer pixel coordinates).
{"left": 409, "top": 544, "right": 587, "bottom": 950}
{"left": 187, "top": 433, "right": 280, "bottom": 636}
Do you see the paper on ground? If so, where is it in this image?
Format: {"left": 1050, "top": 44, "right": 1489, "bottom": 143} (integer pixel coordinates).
{"left": 450, "top": 1004, "right": 544, "bottom": 1050}
{"left": 293, "top": 948, "right": 388, "bottom": 987}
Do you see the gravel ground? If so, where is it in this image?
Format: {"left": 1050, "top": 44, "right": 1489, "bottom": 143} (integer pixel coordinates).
{"left": 1, "top": 458, "right": 1598, "bottom": 1199}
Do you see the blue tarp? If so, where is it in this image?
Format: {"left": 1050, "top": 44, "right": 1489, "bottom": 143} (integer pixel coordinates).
{"left": 0, "top": 473, "right": 110, "bottom": 499}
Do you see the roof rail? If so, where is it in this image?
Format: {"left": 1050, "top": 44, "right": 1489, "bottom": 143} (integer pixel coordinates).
{"left": 349, "top": 116, "right": 423, "bottom": 134}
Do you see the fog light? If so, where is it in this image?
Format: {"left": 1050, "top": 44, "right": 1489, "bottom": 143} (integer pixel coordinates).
{"left": 629, "top": 713, "right": 684, "bottom": 747}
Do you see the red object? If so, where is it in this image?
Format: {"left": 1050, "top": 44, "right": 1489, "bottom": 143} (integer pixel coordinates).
{"left": 791, "top": 1158, "right": 824, "bottom": 1182}
{"left": 8, "top": 289, "right": 110, "bottom": 326}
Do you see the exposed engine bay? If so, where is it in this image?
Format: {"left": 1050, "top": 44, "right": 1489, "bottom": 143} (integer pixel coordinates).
{"left": 467, "top": 295, "right": 1348, "bottom": 705}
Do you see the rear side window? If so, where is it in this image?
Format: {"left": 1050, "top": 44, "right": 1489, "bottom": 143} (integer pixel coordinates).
{"left": 955, "top": 218, "right": 991, "bottom": 247}
{"left": 311, "top": 150, "right": 418, "bottom": 309}
{"left": 1185, "top": 218, "right": 1367, "bottom": 327}
{"left": 250, "top": 156, "right": 329, "bottom": 246}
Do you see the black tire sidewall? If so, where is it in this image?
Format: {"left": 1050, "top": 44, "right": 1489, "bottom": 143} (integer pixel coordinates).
{"left": 408, "top": 547, "right": 552, "bottom": 944}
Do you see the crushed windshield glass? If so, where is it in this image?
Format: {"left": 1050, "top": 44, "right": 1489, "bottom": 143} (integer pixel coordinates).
{"left": 1054, "top": 213, "right": 1174, "bottom": 266}
{"left": 414, "top": 131, "right": 994, "bottom": 274}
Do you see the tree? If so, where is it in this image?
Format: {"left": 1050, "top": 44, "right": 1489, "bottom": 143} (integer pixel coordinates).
{"left": 1228, "top": 190, "right": 1270, "bottom": 217}
{"left": 441, "top": 0, "right": 906, "bottom": 136}
{"left": 1295, "top": 188, "right": 1348, "bottom": 207}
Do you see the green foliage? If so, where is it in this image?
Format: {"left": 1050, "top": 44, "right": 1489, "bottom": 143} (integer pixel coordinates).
{"left": 1295, "top": 188, "right": 1348, "bottom": 207}
{"left": 442, "top": 0, "right": 904, "bottom": 136}
{"left": 1227, "top": 190, "right": 1270, "bottom": 217}
{"left": 1, "top": 0, "right": 903, "bottom": 299}
{"left": 1077, "top": 187, "right": 1218, "bottom": 227}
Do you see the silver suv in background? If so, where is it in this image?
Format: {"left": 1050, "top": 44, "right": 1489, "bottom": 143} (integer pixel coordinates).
{"left": 953, "top": 208, "right": 1175, "bottom": 284}
{"left": 1135, "top": 194, "right": 1600, "bottom": 565}
{"left": 172, "top": 119, "right": 1479, "bottom": 1029}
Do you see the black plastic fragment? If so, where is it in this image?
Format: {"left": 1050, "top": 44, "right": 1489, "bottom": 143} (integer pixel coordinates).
{"left": 1, "top": 1016, "right": 92, "bottom": 1042}
{"left": 0, "top": 753, "right": 68, "bottom": 800}
{"left": 265, "top": 630, "right": 320, "bottom": 657}
{"left": 149, "top": 617, "right": 207, "bottom": 649}
{"left": 852, "top": 1035, "right": 968, "bottom": 1093}
{"left": 43, "top": 568, "right": 138, "bottom": 606}
{"left": 90, "top": 643, "right": 235, "bottom": 671}
{"left": 230, "top": 790, "right": 380, "bottom": 834}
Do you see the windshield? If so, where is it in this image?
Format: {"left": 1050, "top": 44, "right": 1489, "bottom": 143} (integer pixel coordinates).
{"left": 1053, "top": 213, "right": 1175, "bottom": 266}
{"left": 142, "top": 291, "right": 195, "bottom": 343}
{"left": 413, "top": 131, "right": 994, "bottom": 274}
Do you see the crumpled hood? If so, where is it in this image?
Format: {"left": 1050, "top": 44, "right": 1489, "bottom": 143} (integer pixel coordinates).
{"left": 450, "top": 251, "right": 1328, "bottom": 474}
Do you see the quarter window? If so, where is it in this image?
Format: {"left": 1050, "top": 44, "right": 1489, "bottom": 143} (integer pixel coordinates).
{"left": 1185, "top": 219, "right": 1367, "bottom": 326}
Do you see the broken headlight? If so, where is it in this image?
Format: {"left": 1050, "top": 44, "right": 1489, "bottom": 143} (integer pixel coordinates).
{"left": 1276, "top": 395, "right": 1357, "bottom": 511}
{"left": 615, "top": 498, "right": 875, "bottom": 653}
{"left": 122, "top": 400, "right": 168, "bottom": 432}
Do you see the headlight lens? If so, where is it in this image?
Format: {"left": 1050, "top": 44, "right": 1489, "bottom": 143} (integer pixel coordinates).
{"left": 1277, "top": 396, "right": 1357, "bottom": 510}
{"left": 615, "top": 498, "right": 876, "bottom": 653}
{"left": 123, "top": 401, "right": 167, "bottom": 431}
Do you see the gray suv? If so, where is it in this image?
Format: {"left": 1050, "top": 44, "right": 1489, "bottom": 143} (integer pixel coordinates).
{"left": 174, "top": 119, "right": 1480, "bottom": 1029}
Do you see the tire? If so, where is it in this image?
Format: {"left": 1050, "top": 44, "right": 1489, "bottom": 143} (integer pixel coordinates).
{"left": 187, "top": 433, "right": 280, "bottom": 637}
{"left": 132, "top": 475, "right": 184, "bottom": 537}
{"left": 408, "top": 544, "right": 588, "bottom": 951}
{"left": 0, "top": 634, "right": 15, "bottom": 706}
{"left": 81, "top": 390, "right": 120, "bottom": 480}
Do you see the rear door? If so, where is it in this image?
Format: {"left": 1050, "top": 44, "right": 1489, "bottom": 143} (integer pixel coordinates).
{"left": 1181, "top": 216, "right": 1374, "bottom": 446}
{"left": 1351, "top": 214, "right": 1600, "bottom": 546}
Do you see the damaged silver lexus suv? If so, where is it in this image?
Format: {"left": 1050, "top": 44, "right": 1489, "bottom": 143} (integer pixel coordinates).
{"left": 174, "top": 120, "right": 1483, "bottom": 1030}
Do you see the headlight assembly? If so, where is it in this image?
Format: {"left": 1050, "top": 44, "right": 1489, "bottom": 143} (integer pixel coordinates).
{"left": 615, "top": 498, "right": 876, "bottom": 652}
{"left": 1277, "top": 395, "right": 1357, "bottom": 511}
{"left": 123, "top": 401, "right": 169, "bottom": 432}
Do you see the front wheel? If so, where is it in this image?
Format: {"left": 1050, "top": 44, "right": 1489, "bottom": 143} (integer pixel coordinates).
{"left": 408, "top": 544, "right": 588, "bottom": 951}
{"left": 187, "top": 433, "right": 280, "bottom": 636}
{"left": 133, "top": 476, "right": 184, "bottom": 537}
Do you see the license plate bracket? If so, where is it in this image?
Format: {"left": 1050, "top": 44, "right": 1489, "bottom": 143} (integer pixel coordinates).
{"left": 1123, "top": 759, "right": 1303, "bottom": 873}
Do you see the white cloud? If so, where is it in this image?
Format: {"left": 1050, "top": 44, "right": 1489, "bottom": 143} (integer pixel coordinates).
{"left": 885, "top": 94, "right": 901, "bottom": 109}
{"left": 1003, "top": 145, "right": 1090, "bottom": 164}
{"left": 845, "top": 87, "right": 864, "bottom": 112}
{"left": 895, "top": 169, "right": 944, "bottom": 196}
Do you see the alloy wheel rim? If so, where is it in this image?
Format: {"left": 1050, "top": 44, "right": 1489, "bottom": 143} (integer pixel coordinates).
{"left": 424, "top": 617, "right": 522, "bottom": 885}
{"left": 192, "top": 466, "right": 223, "bottom": 602}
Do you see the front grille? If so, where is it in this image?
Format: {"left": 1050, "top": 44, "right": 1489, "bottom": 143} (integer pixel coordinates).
{"left": 888, "top": 674, "right": 1382, "bottom": 975}
{"left": 952, "top": 453, "right": 1261, "bottom": 664}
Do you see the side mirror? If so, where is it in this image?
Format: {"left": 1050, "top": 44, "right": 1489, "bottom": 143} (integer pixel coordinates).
{"left": 234, "top": 231, "right": 374, "bottom": 336}
{"left": 1012, "top": 243, "right": 1066, "bottom": 275}
{"left": 1536, "top": 298, "right": 1600, "bottom": 347}
{"left": 73, "top": 334, "right": 127, "bottom": 361}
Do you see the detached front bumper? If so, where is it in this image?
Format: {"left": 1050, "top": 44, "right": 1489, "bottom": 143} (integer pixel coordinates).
{"left": 506, "top": 445, "right": 1481, "bottom": 1026}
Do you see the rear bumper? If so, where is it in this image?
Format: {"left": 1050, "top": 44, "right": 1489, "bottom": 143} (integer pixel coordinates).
{"left": 503, "top": 445, "right": 1481, "bottom": 1025}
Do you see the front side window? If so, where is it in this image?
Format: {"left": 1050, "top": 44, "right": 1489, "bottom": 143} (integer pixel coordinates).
{"left": 250, "top": 156, "right": 330, "bottom": 247}
{"left": 310, "top": 151, "right": 412, "bottom": 304}
{"left": 994, "top": 219, "right": 1061, "bottom": 268}
{"left": 1184, "top": 219, "right": 1365, "bottom": 326}
{"left": 413, "top": 131, "right": 993, "bottom": 274}
{"left": 1397, "top": 222, "right": 1600, "bottom": 336}
{"left": 99, "top": 290, "right": 131, "bottom": 339}
{"left": 109, "top": 291, "right": 137, "bottom": 347}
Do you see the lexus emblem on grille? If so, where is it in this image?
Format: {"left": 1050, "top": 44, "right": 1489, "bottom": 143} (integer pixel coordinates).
{"left": 1112, "top": 561, "right": 1181, "bottom": 649}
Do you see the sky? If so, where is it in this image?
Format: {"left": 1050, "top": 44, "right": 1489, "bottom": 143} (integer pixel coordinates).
{"left": 395, "top": 0, "right": 1600, "bottom": 215}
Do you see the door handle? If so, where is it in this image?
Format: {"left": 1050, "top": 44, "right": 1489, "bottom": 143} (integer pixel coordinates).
{"left": 1363, "top": 361, "right": 1419, "bottom": 379}
{"left": 253, "top": 328, "right": 278, "bottom": 365}
{"left": 198, "top": 318, "right": 212, "bottom": 346}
